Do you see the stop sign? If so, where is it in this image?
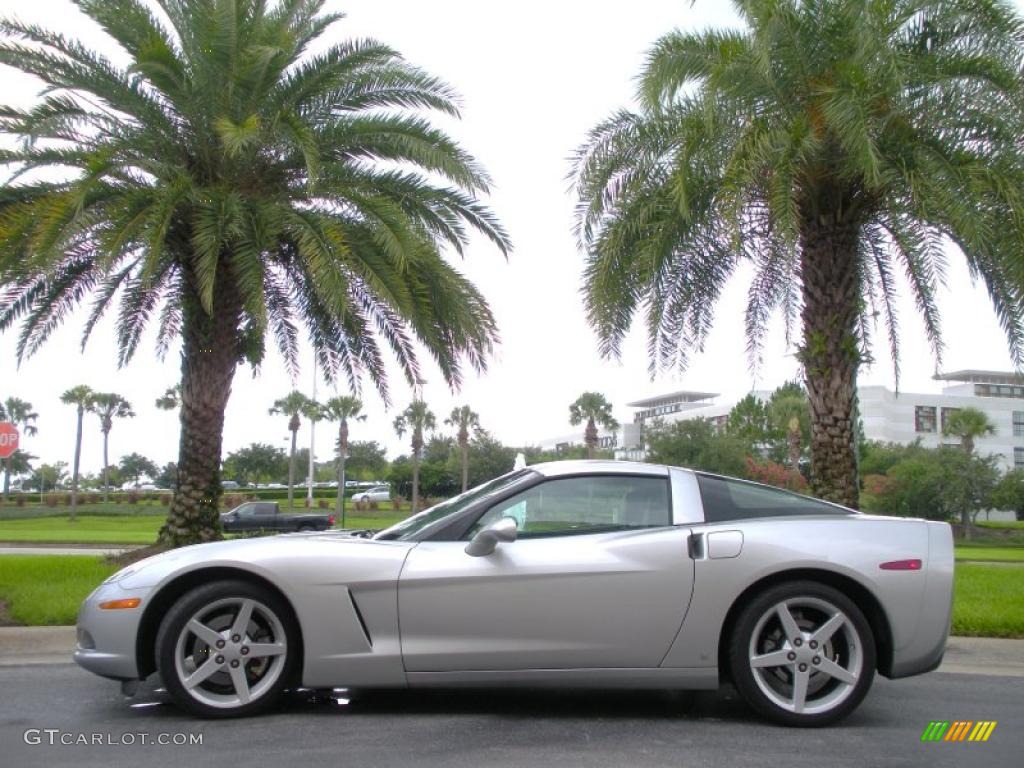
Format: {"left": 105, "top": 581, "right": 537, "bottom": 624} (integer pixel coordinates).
{"left": 0, "top": 423, "right": 19, "bottom": 459}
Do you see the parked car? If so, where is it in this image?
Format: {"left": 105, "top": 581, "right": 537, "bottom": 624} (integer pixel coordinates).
{"left": 75, "top": 460, "right": 952, "bottom": 724}
{"left": 219, "top": 501, "right": 334, "bottom": 533}
{"left": 221, "top": 480, "right": 240, "bottom": 490}
{"left": 351, "top": 485, "right": 390, "bottom": 503}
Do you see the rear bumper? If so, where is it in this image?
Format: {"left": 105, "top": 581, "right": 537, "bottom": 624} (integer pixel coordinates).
{"left": 887, "top": 522, "right": 954, "bottom": 678}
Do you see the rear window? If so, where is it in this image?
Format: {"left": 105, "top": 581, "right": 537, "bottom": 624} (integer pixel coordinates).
{"left": 696, "top": 474, "right": 850, "bottom": 523}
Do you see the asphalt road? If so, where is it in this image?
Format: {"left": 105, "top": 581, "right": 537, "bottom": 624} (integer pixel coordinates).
{"left": 0, "top": 664, "right": 1019, "bottom": 768}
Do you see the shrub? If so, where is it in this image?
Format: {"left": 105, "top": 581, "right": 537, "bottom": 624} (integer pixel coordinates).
{"left": 44, "top": 494, "right": 59, "bottom": 507}
{"left": 392, "top": 497, "right": 402, "bottom": 511}
{"left": 369, "top": 500, "right": 379, "bottom": 511}
{"left": 126, "top": 491, "right": 140, "bottom": 504}
{"left": 744, "top": 457, "right": 808, "bottom": 492}
{"left": 160, "top": 494, "right": 171, "bottom": 506}
{"left": 317, "top": 498, "right": 329, "bottom": 509}
{"left": 16, "top": 495, "right": 26, "bottom": 507}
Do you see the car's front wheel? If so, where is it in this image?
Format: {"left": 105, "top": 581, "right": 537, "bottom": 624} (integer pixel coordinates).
{"left": 728, "top": 580, "right": 876, "bottom": 727}
{"left": 156, "top": 580, "right": 299, "bottom": 717}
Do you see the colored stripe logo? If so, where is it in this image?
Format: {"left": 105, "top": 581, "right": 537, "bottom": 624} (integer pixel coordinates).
{"left": 921, "top": 721, "right": 996, "bottom": 742}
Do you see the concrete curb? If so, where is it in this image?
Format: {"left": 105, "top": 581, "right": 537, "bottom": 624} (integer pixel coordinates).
{"left": 0, "top": 626, "right": 1021, "bottom": 675}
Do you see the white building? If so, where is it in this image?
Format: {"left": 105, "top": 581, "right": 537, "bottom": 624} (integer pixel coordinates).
{"left": 617, "top": 370, "right": 1024, "bottom": 470}
{"left": 534, "top": 422, "right": 643, "bottom": 456}
{"left": 859, "top": 370, "right": 1024, "bottom": 470}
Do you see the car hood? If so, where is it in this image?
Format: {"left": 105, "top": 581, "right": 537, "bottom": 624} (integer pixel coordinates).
{"left": 112, "top": 531, "right": 413, "bottom": 590}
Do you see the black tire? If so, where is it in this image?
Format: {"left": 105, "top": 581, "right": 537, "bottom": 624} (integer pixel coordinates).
{"left": 297, "top": 525, "right": 314, "bottom": 532}
{"left": 156, "top": 579, "right": 299, "bottom": 718}
{"left": 728, "top": 580, "right": 876, "bottom": 727}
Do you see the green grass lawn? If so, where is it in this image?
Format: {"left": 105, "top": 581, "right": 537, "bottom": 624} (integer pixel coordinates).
{"left": 0, "top": 513, "right": 407, "bottom": 544}
{"left": 955, "top": 546, "right": 1024, "bottom": 562}
{"left": 952, "top": 564, "right": 1024, "bottom": 639}
{"left": 0, "top": 555, "right": 118, "bottom": 625}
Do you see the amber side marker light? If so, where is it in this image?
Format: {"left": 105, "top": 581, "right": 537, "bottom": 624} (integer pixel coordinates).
{"left": 98, "top": 598, "right": 142, "bottom": 610}
{"left": 879, "top": 559, "right": 922, "bottom": 571}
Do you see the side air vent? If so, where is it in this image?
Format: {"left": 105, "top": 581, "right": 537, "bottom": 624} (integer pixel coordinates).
{"left": 348, "top": 590, "right": 373, "bottom": 647}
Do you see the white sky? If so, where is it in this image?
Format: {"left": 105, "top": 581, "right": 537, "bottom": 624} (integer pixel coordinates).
{"left": 0, "top": 0, "right": 1019, "bottom": 474}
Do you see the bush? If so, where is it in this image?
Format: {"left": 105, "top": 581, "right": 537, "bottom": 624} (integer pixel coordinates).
{"left": 44, "top": 494, "right": 59, "bottom": 508}
{"left": 16, "top": 495, "right": 26, "bottom": 507}
{"left": 126, "top": 491, "right": 140, "bottom": 505}
{"left": 392, "top": 497, "right": 402, "bottom": 511}
{"left": 317, "top": 498, "right": 328, "bottom": 509}
{"left": 745, "top": 457, "right": 807, "bottom": 492}
{"left": 369, "top": 500, "right": 379, "bottom": 511}
{"left": 160, "top": 494, "right": 171, "bottom": 506}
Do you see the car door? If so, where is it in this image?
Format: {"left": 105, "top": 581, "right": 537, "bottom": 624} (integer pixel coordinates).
{"left": 231, "top": 503, "right": 258, "bottom": 531}
{"left": 397, "top": 473, "right": 694, "bottom": 672}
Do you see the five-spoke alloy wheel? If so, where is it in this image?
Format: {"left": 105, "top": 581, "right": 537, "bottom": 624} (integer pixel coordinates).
{"left": 157, "top": 580, "right": 298, "bottom": 717}
{"left": 729, "top": 580, "right": 876, "bottom": 726}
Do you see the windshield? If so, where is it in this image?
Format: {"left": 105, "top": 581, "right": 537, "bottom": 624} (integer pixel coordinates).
{"left": 373, "top": 469, "right": 535, "bottom": 541}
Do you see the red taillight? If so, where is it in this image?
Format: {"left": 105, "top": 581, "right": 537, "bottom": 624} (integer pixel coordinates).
{"left": 328, "top": 515, "right": 335, "bottom": 526}
{"left": 879, "top": 559, "right": 922, "bottom": 571}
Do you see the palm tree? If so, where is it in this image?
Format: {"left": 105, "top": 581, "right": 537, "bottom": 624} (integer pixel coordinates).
{"left": 943, "top": 407, "right": 996, "bottom": 456}
{"left": 154, "top": 386, "right": 181, "bottom": 412}
{"left": 269, "top": 391, "right": 314, "bottom": 509}
{"left": 0, "top": 1, "right": 509, "bottom": 546}
{"left": 572, "top": 0, "right": 1024, "bottom": 508}
{"left": 943, "top": 406, "right": 996, "bottom": 537}
{"left": 569, "top": 393, "right": 619, "bottom": 459}
{"left": 446, "top": 405, "right": 481, "bottom": 493}
{"left": 394, "top": 400, "right": 436, "bottom": 514}
{"left": 0, "top": 397, "right": 38, "bottom": 497}
{"left": 60, "top": 385, "right": 94, "bottom": 519}
{"left": 88, "top": 392, "right": 134, "bottom": 502}
{"left": 321, "top": 395, "right": 366, "bottom": 525}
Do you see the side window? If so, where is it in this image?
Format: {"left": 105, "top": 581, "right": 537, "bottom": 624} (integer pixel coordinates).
{"left": 236, "top": 503, "right": 257, "bottom": 518}
{"left": 254, "top": 503, "right": 275, "bottom": 516}
{"left": 696, "top": 475, "right": 849, "bottom": 523}
{"left": 467, "top": 475, "right": 671, "bottom": 539}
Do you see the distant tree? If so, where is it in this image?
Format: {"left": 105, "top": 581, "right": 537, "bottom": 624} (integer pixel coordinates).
{"left": 320, "top": 396, "right": 366, "bottom": 524}
{"left": 569, "top": 393, "right": 619, "bottom": 459}
{"left": 466, "top": 432, "right": 517, "bottom": 487}
{"left": 154, "top": 385, "right": 181, "bottom": 412}
{"left": 60, "top": 385, "right": 94, "bottom": 520}
{"left": 992, "top": 470, "right": 1024, "bottom": 522}
{"left": 768, "top": 384, "right": 811, "bottom": 470}
{"left": 943, "top": 407, "right": 997, "bottom": 456}
{"left": 155, "top": 462, "right": 178, "bottom": 491}
{"left": 446, "top": 405, "right": 482, "bottom": 493}
{"left": 726, "top": 394, "right": 771, "bottom": 445}
{"left": 118, "top": 453, "right": 159, "bottom": 488}
{"left": 4, "top": 449, "right": 35, "bottom": 489}
{"left": 344, "top": 442, "right": 389, "bottom": 481}
{"left": 223, "top": 444, "right": 287, "bottom": 488}
{"left": 269, "top": 391, "right": 315, "bottom": 509}
{"left": 88, "top": 393, "right": 134, "bottom": 502}
{"left": 394, "top": 401, "right": 437, "bottom": 513}
{"left": 28, "top": 462, "right": 66, "bottom": 493}
{"left": 858, "top": 440, "right": 928, "bottom": 479}
{"left": 942, "top": 407, "right": 997, "bottom": 537}
{"left": 645, "top": 418, "right": 748, "bottom": 477}
{"left": 0, "top": 397, "right": 38, "bottom": 497}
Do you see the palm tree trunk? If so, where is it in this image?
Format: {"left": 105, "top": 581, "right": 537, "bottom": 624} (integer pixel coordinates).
{"left": 336, "top": 420, "right": 348, "bottom": 525}
{"left": 160, "top": 267, "right": 241, "bottom": 547}
{"left": 459, "top": 427, "right": 469, "bottom": 493}
{"left": 799, "top": 204, "right": 862, "bottom": 509}
{"left": 287, "top": 427, "right": 297, "bottom": 509}
{"left": 70, "top": 405, "right": 83, "bottom": 521}
{"left": 411, "top": 429, "right": 422, "bottom": 514}
{"left": 584, "top": 418, "right": 598, "bottom": 460}
{"left": 102, "top": 429, "right": 110, "bottom": 503}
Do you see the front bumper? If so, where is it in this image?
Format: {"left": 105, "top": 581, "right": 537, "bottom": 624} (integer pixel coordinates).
{"left": 73, "top": 581, "right": 152, "bottom": 681}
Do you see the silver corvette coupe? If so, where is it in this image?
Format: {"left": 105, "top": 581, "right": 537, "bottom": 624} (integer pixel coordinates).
{"left": 75, "top": 461, "right": 953, "bottom": 726}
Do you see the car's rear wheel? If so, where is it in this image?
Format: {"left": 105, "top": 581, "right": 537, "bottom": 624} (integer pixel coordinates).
{"left": 156, "top": 580, "right": 298, "bottom": 717}
{"left": 729, "top": 580, "right": 875, "bottom": 727}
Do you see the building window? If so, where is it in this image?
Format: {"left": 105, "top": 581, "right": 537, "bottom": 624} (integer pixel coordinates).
{"left": 1014, "top": 412, "right": 1024, "bottom": 438}
{"left": 975, "top": 383, "right": 1024, "bottom": 399}
{"left": 915, "top": 406, "right": 937, "bottom": 433}
{"left": 940, "top": 407, "right": 960, "bottom": 432}
{"left": 1016, "top": 448, "right": 1024, "bottom": 469}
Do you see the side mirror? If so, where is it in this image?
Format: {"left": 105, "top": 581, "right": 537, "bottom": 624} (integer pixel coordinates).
{"left": 465, "top": 516, "right": 518, "bottom": 557}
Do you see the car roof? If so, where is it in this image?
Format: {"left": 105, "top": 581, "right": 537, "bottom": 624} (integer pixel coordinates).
{"left": 527, "top": 460, "right": 673, "bottom": 478}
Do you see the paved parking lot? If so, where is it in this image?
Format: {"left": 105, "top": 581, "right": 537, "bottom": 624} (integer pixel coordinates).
{"left": 0, "top": 663, "right": 1020, "bottom": 768}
